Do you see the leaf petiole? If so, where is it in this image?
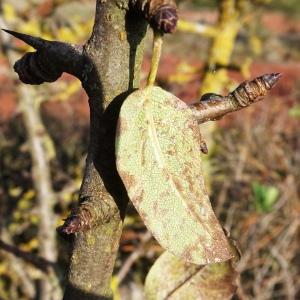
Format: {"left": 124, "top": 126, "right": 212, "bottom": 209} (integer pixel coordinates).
{"left": 147, "top": 30, "right": 163, "bottom": 86}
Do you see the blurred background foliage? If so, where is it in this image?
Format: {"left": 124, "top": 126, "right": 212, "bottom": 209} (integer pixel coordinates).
{"left": 0, "top": 0, "right": 299, "bottom": 299}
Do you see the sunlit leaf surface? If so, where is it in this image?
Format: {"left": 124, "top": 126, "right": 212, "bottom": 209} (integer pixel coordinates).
{"left": 116, "top": 87, "right": 233, "bottom": 265}
{"left": 144, "top": 251, "right": 238, "bottom": 300}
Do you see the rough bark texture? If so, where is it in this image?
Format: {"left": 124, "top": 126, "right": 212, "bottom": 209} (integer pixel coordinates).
{"left": 62, "top": 1, "right": 147, "bottom": 299}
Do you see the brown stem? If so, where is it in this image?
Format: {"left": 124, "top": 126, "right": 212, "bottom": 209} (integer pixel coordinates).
{"left": 0, "top": 239, "right": 56, "bottom": 273}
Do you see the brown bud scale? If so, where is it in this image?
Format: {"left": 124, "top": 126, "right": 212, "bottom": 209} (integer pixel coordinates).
{"left": 58, "top": 196, "right": 118, "bottom": 235}
{"left": 135, "top": 0, "right": 178, "bottom": 33}
{"left": 230, "top": 73, "right": 281, "bottom": 107}
{"left": 58, "top": 209, "right": 93, "bottom": 235}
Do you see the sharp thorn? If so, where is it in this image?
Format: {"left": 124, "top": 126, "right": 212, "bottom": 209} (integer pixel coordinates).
{"left": 2, "top": 28, "right": 49, "bottom": 50}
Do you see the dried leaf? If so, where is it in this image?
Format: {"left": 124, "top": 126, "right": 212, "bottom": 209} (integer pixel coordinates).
{"left": 144, "top": 251, "right": 238, "bottom": 300}
{"left": 116, "top": 87, "right": 233, "bottom": 265}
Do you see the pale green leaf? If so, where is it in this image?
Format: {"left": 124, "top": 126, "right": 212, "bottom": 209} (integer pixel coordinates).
{"left": 116, "top": 87, "right": 233, "bottom": 265}
{"left": 252, "top": 182, "right": 279, "bottom": 213}
{"left": 288, "top": 105, "right": 300, "bottom": 118}
{"left": 145, "top": 251, "right": 238, "bottom": 300}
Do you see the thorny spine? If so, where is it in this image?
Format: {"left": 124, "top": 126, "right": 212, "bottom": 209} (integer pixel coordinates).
{"left": 2, "top": 29, "right": 83, "bottom": 85}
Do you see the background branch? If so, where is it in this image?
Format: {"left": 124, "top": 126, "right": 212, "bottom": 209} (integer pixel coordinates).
{"left": 177, "top": 19, "right": 216, "bottom": 37}
{"left": 0, "top": 239, "right": 56, "bottom": 273}
{"left": 116, "top": 231, "right": 152, "bottom": 284}
{"left": 0, "top": 230, "right": 35, "bottom": 299}
{"left": 1, "top": 15, "right": 62, "bottom": 300}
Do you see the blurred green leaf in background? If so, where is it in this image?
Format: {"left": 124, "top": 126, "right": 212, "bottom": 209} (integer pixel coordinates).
{"left": 288, "top": 105, "right": 300, "bottom": 118}
{"left": 252, "top": 182, "right": 279, "bottom": 213}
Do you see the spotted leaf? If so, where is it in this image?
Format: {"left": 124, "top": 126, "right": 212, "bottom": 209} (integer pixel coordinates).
{"left": 115, "top": 87, "right": 233, "bottom": 265}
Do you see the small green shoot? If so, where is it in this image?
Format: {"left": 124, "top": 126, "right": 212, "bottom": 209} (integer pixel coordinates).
{"left": 252, "top": 182, "right": 279, "bottom": 213}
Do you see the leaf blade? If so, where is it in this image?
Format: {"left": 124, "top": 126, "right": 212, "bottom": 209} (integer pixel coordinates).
{"left": 144, "top": 251, "right": 238, "bottom": 300}
{"left": 116, "top": 87, "right": 233, "bottom": 265}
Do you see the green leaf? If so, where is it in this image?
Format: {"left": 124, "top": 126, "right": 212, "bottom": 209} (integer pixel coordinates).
{"left": 144, "top": 251, "right": 238, "bottom": 300}
{"left": 252, "top": 182, "right": 279, "bottom": 213}
{"left": 288, "top": 105, "right": 300, "bottom": 118}
{"left": 116, "top": 87, "right": 233, "bottom": 265}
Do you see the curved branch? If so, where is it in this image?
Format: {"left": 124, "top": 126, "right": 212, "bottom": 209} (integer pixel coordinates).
{"left": 191, "top": 73, "right": 281, "bottom": 123}
{"left": 2, "top": 29, "right": 84, "bottom": 84}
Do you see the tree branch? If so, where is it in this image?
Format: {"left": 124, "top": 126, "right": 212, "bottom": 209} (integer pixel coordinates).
{"left": 4, "top": 2, "right": 148, "bottom": 298}
{"left": 0, "top": 239, "right": 56, "bottom": 273}
{"left": 1, "top": 16, "right": 62, "bottom": 300}
{"left": 116, "top": 231, "right": 152, "bottom": 284}
{"left": 190, "top": 73, "right": 281, "bottom": 123}
{"left": 60, "top": 1, "right": 148, "bottom": 299}
{"left": 2, "top": 29, "right": 84, "bottom": 84}
{"left": 177, "top": 19, "right": 217, "bottom": 37}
